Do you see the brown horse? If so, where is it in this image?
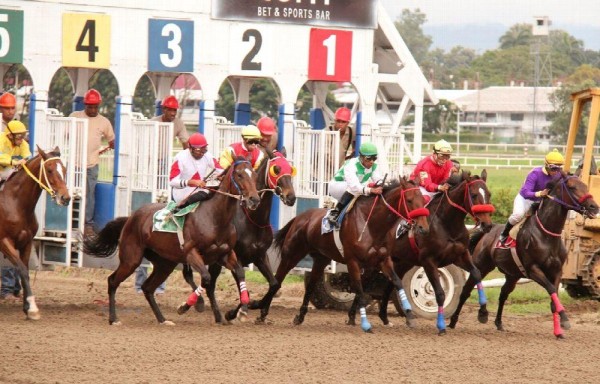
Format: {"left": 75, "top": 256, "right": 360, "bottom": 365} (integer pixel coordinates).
{"left": 83, "top": 158, "right": 260, "bottom": 325}
{"left": 256, "top": 177, "right": 430, "bottom": 332}
{"left": 178, "top": 149, "right": 297, "bottom": 323}
{"left": 0, "top": 147, "right": 71, "bottom": 320}
{"left": 375, "top": 170, "right": 495, "bottom": 335}
{"left": 449, "top": 173, "right": 599, "bottom": 338}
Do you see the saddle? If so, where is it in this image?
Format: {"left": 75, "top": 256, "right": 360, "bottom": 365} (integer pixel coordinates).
{"left": 494, "top": 219, "right": 525, "bottom": 249}
{"left": 152, "top": 201, "right": 199, "bottom": 233}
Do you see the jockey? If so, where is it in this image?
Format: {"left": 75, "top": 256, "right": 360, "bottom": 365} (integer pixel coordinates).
{"left": 326, "top": 142, "right": 383, "bottom": 226}
{"left": 411, "top": 139, "right": 454, "bottom": 201}
{"left": 499, "top": 148, "right": 564, "bottom": 245}
{"left": 257, "top": 116, "right": 278, "bottom": 151}
{"left": 219, "top": 125, "right": 265, "bottom": 170}
{"left": 169, "top": 132, "right": 223, "bottom": 211}
{"left": 0, "top": 121, "right": 31, "bottom": 181}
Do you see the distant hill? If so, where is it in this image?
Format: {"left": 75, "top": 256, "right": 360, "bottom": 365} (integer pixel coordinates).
{"left": 425, "top": 23, "right": 600, "bottom": 52}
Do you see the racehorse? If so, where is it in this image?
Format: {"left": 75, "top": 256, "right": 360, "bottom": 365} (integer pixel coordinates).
{"left": 448, "top": 173, "right": 599, "bottom": 338}
{"left": 178, "top": 149, "right": 297, "bottom": 323}
{"left": 255, "top": 177, "right": 430, "bottom": 332}
{"left": 83, "top": 157, "right": 260, "bottom": 325}
{"left": 374, "top": 170, "right": 495, "bottom": 335}
{"left": 0, "top": 147, "right": 71, "bottom": 320}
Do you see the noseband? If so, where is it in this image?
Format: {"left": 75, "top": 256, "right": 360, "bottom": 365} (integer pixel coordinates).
{"left": 443, "top": 179, "right": 495, "bottom": 222}
{"left": 22, "top": 156, "right": 64, "bottom": 199}
{"left": 546, "top": 176, "right": 594, "bottom": 217}
{"left": 381, "top": 185, "right": 430, "bottom": 224}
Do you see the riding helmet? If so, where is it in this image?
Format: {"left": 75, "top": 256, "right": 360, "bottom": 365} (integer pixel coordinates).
{"left": 545, "top": 149, "right": 564, "bottom": 165}
{"left": 188, "top": 133, "right": 208, "bottom": 148}
{"left": 7, "top": 120, "right": 28, "bottom": 134}
{"left": 433, "top": 139, "right": 453, "bottom": 155}
{"left": 241, "top": 125, "right": 262, "bottom": 139}
{"left": 359, "top": 142, "right": 378, "bottom": 156}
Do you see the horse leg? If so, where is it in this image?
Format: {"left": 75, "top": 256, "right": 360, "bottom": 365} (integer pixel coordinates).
{"left": 249, "top": 253, "right": 281, "bottom": 324}
{"left": 205, "top": 264, "right": 224, "bottom": 324}
{"left": 380, "top": 257, "right": 416, "bottom": 328}
{"left": 107, "top": 250, "right": 143, "bottom": 326}
{"left": 0, "top": 240, "right": 39, "bottom": 320}
{"left": 183, "top": 249, "right": 221, "bottom": 323}
{"left": 141, "top": 255, "right": 177, "bottom": 325}
{"left": 377, "top": 282, "right": 394, "bottom": 326}
{"left": 421, "top": 262, "right": 447, "bottom": 335}
{"left": 221, "top": 250, "right": 250, "bottom": 323}
{"left": 180, "top": 264, "right": 205, "bottom": 313}
{"left": 494, "top": 276, "right": 519, "bottom": 332}
{"left": 454, "top": 253, "right": 488, "bottom": 323}
{"left": 528, "top": 265, "right": 569, "bottom": 339}
{"left": 294, "top": 255, "right": 329, "bottom": 326}
{"left": 347, "top": 294, "right": 360, "bottom": 326}
{"left": 346, "top": 260, "right": 372, "bottom": 333}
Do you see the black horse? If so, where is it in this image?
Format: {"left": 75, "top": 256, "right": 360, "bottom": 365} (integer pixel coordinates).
{"left": 449, "top": 173, "right": 599, "bottom": 338}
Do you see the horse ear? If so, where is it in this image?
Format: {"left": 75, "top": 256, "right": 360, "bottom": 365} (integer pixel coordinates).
{"left": 481, "top": 169, "right": 488, "bottom": 182}
{"left": 37, "top": 145, "right": 48, "bottom": 159}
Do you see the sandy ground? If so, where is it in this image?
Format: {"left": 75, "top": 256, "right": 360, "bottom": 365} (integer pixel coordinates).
{"left": 1, "top": 267, "right": 600, "bottom": 384}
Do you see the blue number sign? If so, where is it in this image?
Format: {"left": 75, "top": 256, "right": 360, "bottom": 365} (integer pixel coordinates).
{"left": 148, "top": 19, "right": 193, "bottom": 72}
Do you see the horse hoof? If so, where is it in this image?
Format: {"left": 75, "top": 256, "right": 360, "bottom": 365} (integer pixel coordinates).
{"left": 236, "top": 310, "right": 248, "bottom": 323}
{"left": 255, "top": 317, "right": 273, "bottom": 325}
{"left": 384, "top": 322, "right": 394, "bottom": 328}
{"left": 161, "top": 320, "right": 176, "bottom": 326}
{"left": 561, "top": 321, "right": 571, "bottom": 330}
{"left": 345, "top": 319, "right": 356, "bottom": 326}
{"left": 177, "top": 303, "right": 190, "bottom": 315}
{"left": 406, "top": 318, "right": 417, "bottom": 329}
{"left": 362, "top": 327, "right": 373, "bottom": 333}
{"left": 27, "top": 311, "right": 41, "bottom": 321}
{"left": 293, "top": 315, "right": 303, "bottom": 326}
{"left": 194, "top": 300, "right": 205, "bottom": 313}
{"left": 110, "top": 321, "right": 122, "bottom": 326}
{"left": 438, "top": 329, "right": 447, "bottom": 336}
{"left": 224, "top": 311, "right": 236, "bottom": 322}
{"left": 555, "top": 333, "right": 565, "bottom": 340}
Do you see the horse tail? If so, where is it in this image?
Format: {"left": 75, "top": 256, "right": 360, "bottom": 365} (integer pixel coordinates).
{"left": 83, "top": 217, "right": 129, "bottom": 257}
{"left": 273, "top": 217, "right": 295, "bottom": 257}
{"left": 468, "top": 228, "right": 486, "bottom": 254}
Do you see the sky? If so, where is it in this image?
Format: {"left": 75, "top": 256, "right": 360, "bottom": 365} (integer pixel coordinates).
{"left": 380, "top": 0, "right": 600, "bottom": 51}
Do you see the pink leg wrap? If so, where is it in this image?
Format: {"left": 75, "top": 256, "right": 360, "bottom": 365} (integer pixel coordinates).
{"left": 553, "top": 312, "right": 563, "bottom": 337}
{"left": 186, "top": 293, "right": 198, "bottom": 306}
{"left": 239, "top": 281, "right": 249, "bottom": 305}
{"left": 550, "top": 292, "right": 565, "bottom": 313}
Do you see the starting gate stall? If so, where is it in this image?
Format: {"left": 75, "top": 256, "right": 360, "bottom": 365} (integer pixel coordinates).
{"left": 34, "top": 113, "right": 88, "bottom": 267}
{"left": 213, "top": 118, "right": 244, "bottom": 157}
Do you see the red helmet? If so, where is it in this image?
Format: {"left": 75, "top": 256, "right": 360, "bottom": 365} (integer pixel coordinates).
{"left": 188, "top": 132, "right": 208, "bottom": 148}
{"left": 162, "top": 95, "right": 179, "bottom": 110}
{"left": 334, "top": 107, "right": 351, "bottom": 122}
{"left": 84, "top": 89, "right": 102, "bottom": 105}
{"left": 257, "top": 117, "right": 276, "bottom": 136}
{"left": 0, "top": 93, "right": 16, "bottom": 107}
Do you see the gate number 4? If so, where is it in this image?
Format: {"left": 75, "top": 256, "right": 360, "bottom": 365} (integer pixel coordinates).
{"left": 76, "top": 20, "right": 99, "bottom": 62}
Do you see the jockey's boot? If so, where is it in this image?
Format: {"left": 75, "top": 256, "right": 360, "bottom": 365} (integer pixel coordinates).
{"left": 173, "top": 191, "right": 210, "bottom": 213}
{"left": 498, "top": 222, "right": 514, "bottom": 246}
{"left": 326, "top": 192, "right": 353, "bottom": 227}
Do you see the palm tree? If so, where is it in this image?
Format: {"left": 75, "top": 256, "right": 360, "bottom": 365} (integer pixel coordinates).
{"left": 499, "top": 24, "right": 533, "bottom": 49}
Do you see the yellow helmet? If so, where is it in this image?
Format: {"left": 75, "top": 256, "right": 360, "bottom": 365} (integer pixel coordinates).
{"left": 7, "top": 120, "right": 27, "bottom": 134}
{"left": 545, "top": 149, "right": 564, "bottom": 165}
{"left": 241, "top": 125, "right": 262, "bottom": 139}
{"left": 433, "top": 139, "right": 452, "bottom": 155}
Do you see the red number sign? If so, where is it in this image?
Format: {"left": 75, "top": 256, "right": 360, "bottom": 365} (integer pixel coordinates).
{"left": 308, "top": 29, "right": 352, "bottom": 82}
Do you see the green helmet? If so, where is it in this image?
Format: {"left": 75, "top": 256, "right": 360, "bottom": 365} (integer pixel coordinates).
{"left": 359, "top": 142, "right": 378, "bottom": 156}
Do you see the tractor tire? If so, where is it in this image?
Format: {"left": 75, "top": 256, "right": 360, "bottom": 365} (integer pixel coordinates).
{"left": 401, "top": 265, "right": 466, "bottom": 319}
{"left": 305, "top": 272, "right": 354, "bottom": 311}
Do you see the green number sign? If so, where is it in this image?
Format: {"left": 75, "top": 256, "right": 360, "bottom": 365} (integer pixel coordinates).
{"left": 0, "top": 9, "right": 24, "bottom": 63}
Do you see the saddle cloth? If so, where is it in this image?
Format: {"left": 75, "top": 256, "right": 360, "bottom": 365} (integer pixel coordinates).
{"left": 152, "top": 201, "right": 199, "bottom": 233}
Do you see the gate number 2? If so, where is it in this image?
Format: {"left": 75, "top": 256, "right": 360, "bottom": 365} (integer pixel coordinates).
{"left": 242, "top": 29, "right": 262, "bottom": 71}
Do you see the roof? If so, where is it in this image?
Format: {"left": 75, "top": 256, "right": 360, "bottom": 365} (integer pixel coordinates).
{"left": 452, "top": 86, "right": 557, "bottom": 113}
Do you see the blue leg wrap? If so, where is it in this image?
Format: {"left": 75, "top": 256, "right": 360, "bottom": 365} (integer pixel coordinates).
{"left": 398, "top": 289, "right": 412, "bottom": 312}
{"left": 477, "top": 283, "right": 487, "bottom": 306}
{"left": 360, "top": 307, "right": 372, "bottom": 332}
{"left": 437, "top": 310, "right": 446, "bottom": 331}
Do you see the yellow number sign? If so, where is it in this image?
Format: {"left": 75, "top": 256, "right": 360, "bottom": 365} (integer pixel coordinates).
{"left": 62, "top": 13, "right": 110, "bottom": 68}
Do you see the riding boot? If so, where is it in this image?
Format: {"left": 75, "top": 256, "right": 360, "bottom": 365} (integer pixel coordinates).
{"left": 174, "top": 191, "right": 210, "bottom": 213}
{"left": 326, "top": 192, "right": 354, "bottom": 226}
{"left": 498, "top": 222, "right": 514, "bottom": 245}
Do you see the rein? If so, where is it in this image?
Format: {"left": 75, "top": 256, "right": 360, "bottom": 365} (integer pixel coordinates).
{"left": 546, "top": 176, "right": 593, "bottom": 216}
{"left": 443, "top": 179, "right": 495, "bottom": 221}
{"left": 204, "top": 159, "right": 252, "bottom": 201}
{"left": 22, "top": 156, "right": 62, "bottom": 198}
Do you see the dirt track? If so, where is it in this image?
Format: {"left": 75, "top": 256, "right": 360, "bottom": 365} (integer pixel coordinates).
{"left": 1, "top": 268, "right": 600, "bottom": 384}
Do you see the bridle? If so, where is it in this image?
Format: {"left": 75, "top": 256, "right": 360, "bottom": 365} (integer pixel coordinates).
{"left": 442, "top": 179, "right": 495, "bottom": 224}
{"left": 380, "top": 183, "right": 430, "bottom": 225}
{"left": 22, "top": 156, "right": 64, "bottom": 200}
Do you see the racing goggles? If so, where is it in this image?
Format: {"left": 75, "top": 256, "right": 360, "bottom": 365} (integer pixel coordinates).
{"left": 245, "top": 139, "right": 260, "bottom": 145}
{"left": 11, "top": 133, "right": 26, "bottom": 140}
{"left": 363, "top": 155, "right": 377, "bottom": 161}
{"left": 190, "top": 144, "right": 207, "bottom": 152}
{"left": 546, "top": 163, "right": 562, "bottom": 171}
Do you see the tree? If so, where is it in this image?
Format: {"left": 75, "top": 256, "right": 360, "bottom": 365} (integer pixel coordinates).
{"left": 499, "top": 23, "right": 533, "bottom": 49}
{"left": 394, "top": 9, "right": 432, "bottom": 64}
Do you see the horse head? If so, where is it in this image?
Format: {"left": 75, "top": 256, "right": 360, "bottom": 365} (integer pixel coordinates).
{"left": 446, "top": 169, "right": 495, "bottom": 232}
{"left": 548, "top": 173, "right": 599, "bottom": 218}
{"left": 32, "top": 146, "right": 71, "bottom": 206}
{"left": 398, "top": 176, "right": 430, "bottom": 235}
{"left": 225, "top": 156, "right": 260, "bottom": 210}
{"left": 264, "top": 150, "right": 296, "bottom": 206}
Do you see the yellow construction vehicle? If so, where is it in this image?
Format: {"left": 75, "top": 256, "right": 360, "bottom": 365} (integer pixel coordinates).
{"left": 563, "top": 88, "right": 600, "bottom": 298}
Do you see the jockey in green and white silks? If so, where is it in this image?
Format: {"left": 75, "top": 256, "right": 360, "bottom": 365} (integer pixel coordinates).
{"left": 326, "top": 142, "right": 383, "bottom": 226}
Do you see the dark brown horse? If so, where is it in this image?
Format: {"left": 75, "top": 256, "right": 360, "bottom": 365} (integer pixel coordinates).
{"left": 375, "top": 170, "right": 495, "bottom": 335}
{"left": 0, "top": 147, "right": 71, "bottom": 320}
{"left": 83, "top": 158, "right": 260, "bottom": 325}
{"left": 178, "top": 149, "right": 297, "bottom": 323}
{"left": 256, "top": 177, "right": 430, "bottom": 332}
{"left": 449, "top": 173, "right": 599, "bottom": 338}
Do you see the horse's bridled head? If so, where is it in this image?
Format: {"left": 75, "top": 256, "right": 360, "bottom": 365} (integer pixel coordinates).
{"left": 268, "top": 155, "right": 297, "bottom": 207}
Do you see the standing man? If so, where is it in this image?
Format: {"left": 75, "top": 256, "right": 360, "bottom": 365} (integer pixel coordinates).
{"left": 0, "top": 121, "right": 31, "bottom": 300}
{"left": 154, "top": 95, "right": 189, "bottom": 149}
{"left": 0, "top": 92, "right": 17, "bottom": 131}
{"left": 328, "top": 107, "right": 355, "bottom": 167}
{"left": 257, "top": 116, "right": 278, "bottom": 152}
{"left": 69, "top": 89, "right": 115, "bottom": 236}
